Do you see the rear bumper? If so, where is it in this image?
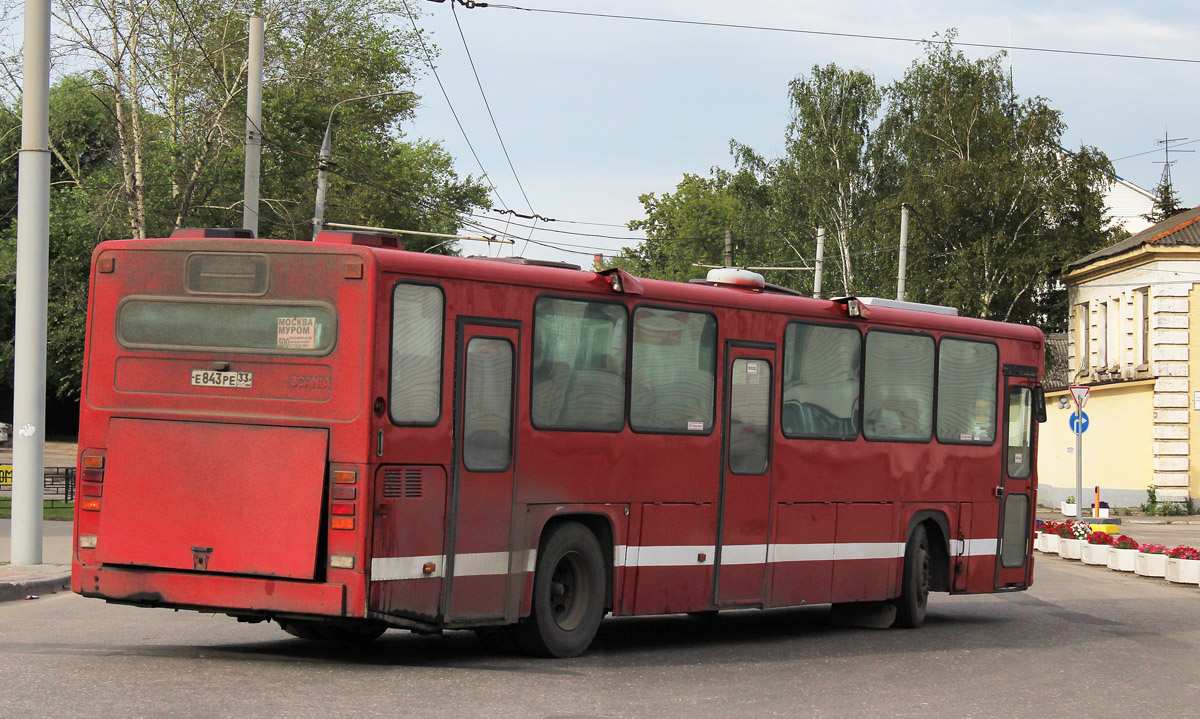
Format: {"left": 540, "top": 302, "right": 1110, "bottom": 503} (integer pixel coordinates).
{"left": 74, "top": 565, "right": 346, "bottom": 617}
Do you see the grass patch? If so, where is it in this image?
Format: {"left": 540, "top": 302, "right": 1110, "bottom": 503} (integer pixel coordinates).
{"left": 0, "top": 500, "right": 74, "bottom": 521}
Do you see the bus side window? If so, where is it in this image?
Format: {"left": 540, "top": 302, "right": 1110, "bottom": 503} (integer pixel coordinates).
{"left": 780, "top": 322, "right": 860, "bottom": 439}
{"left": 936, "top": 339, "right": 998, "bottom": 444}
{"left": 389, "top": 283, "right": 444, "bottom": 425}
{"left": 531, "top": 297, "right": 627, "bottom": 431}
{"left": 630, "top": 307, "right": 716, "bottom": 434}
{"left": 863, "top": 331, "right": 934, "bottom": 442}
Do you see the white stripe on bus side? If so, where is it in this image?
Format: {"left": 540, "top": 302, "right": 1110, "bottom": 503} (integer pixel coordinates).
{"left": 371, "top": 539, "right": 1001, "bottom": 580}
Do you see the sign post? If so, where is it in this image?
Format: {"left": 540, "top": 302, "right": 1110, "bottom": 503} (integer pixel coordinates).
{"left": 1069, "top": 386, "right": 1090, "bottom": 522}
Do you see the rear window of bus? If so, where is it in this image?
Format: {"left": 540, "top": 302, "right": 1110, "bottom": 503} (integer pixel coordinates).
{"left": 117, "top": 298, "right": 336, "bottom": 354}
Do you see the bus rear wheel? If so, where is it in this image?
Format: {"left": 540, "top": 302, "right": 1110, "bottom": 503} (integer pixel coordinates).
{"left": 893, "top": 524, "right": 931, "bottom": 629}
{"left": 510, "top": 521, "right": 605, "bottom": 658}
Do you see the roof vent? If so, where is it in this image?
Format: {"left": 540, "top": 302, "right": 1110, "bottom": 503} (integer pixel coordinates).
{"left": 704, "top": 267, "right": 765, "bottom": 290}
{"left": 314, "top": 230, "right": 402, "bottom": 249}
{"left": 170, "top": 228, "right": 256, "bottom": 239}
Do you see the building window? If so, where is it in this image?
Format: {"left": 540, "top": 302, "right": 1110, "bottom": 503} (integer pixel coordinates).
{"left": 1074, "top": 303, "right": 1089, "bottom": 373}
{"left": 1106, "top": 297, "right": 1122, "bottom": 370}
{"left": 1137, "top": 287, "right": 1150, "bottom": 366}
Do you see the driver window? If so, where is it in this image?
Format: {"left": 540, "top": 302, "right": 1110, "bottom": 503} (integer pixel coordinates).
{"left": 781, "top": 322, "right": 860, "bottom": 439}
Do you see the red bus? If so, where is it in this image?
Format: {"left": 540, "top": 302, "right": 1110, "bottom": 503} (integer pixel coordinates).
{"left": 73, "top": 228, "right": 1047, "bottom": 657}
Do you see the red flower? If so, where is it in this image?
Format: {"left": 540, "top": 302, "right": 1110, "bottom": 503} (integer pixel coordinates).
{"left": 1113, "top": 535, "right": 1139, "bottom": 550}
{"left": 1168, "top": 545, "right": 1200, "bottom": 560}
{"left": 1087, "top": 531, "right": 1114, "bottom": 546}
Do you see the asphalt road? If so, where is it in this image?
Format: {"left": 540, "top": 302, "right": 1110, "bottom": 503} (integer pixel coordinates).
{"left": 3, "top": 554, "right": 1200, "bottom": 719}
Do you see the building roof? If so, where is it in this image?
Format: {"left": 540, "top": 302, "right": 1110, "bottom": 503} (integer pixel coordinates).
{"left": 1068, "top": 205, "right": 1200, "bottom": 271}
{"left": 1044, "top": 332, "right": 1069, "bottom": 390}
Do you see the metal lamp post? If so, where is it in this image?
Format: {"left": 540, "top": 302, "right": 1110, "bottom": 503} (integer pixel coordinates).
{"left": 311, "top": 91, "right": 413, "bottom": 239}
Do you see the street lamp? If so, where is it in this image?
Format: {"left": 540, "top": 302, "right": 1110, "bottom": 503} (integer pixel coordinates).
{"left": 312, "top": 90, "right": 413, "bottom": 239}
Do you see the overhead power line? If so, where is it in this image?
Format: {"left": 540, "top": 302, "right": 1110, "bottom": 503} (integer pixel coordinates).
{"left": 402, "top": 1, "right": 511, "bottom": 211}
{"left": 464, "top": 3, "right": 1200, "bottom": 65}
{"left": 449, "top": 0, "right": 537, "bottom": 215}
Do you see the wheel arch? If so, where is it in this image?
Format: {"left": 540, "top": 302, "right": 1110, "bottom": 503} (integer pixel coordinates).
{"left": 532, "top": 512, "right": 615, "bottom": 614}
{"left": 904, "top": 510, "right": 951, "bottom": 593}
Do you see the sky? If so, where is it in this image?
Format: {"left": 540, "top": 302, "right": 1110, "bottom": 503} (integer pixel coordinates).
{"left": 401, "top": 0, "right": 1200, "bottom": 266}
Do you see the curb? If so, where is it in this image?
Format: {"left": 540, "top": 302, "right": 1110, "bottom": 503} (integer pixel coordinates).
{"left": 0, "top": 572, "right": 71, "bottom": 604}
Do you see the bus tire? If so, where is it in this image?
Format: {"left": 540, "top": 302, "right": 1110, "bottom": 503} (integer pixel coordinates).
{"left": 511, "top": 521, "right": 605, "bottom": 658}
{"left": 893, "top": 524, "right": 931, "bottom": 629}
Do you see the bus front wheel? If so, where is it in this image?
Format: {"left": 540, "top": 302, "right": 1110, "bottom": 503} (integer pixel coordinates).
{"left": 511, "top": 521, "right": 606, "bottom": 658}
{"left": 893, "top": 524, "right": 931, "bottom": 629}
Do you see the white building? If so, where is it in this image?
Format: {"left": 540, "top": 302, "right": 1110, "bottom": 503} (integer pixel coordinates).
{"left": 1039, "top": 206, "right": 1200, "bottom": 507}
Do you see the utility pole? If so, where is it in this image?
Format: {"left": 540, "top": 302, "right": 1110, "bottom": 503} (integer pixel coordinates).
{"left": 313, "top": 90, "right": 412, "bottom": 239}
{"left": 11, "top": 0, "right": 51, "bottom": 565}
{"left": 813, "top": 227, "right": 825, "bottom": 299}
{"left": 242, "top": 15, "right": 265, "bottom": 236}
{"left": 896, "top": 204, "right": 910, "bottom": 301}
{"left": 724, "top": 228, "right": 734, "bottom": 267}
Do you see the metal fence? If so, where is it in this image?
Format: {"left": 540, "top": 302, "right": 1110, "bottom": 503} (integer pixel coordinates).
{"left": 0, "top": 466, "right": 75, "bottom": 507}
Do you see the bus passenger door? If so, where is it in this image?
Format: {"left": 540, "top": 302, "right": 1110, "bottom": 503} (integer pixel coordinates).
{"left": 995, "top": 368, "right": 1037, "bottom": 589}
{"left": 715, "top": 342, "right": 776, "bottom": 606}
{"left": 444, "top": 319, "right": 520, "bottom": 622}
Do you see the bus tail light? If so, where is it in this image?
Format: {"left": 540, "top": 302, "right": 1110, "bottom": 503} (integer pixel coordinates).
{"left": 328, "top": 464, "right": 358, "bottom": 532}
{"left": 80, "top": 450, "right": 106, "bottom": 511}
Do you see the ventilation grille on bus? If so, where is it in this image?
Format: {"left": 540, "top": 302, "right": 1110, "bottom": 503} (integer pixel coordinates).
{"left": 383, "top": 467, "right": 424, "bottom": 498}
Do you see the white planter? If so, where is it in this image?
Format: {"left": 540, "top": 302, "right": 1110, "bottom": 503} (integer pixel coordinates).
{"left": 1089, "top": 508, "right": 1110, "bottom": 518}
{"left": 1166, "top": 557, "right": 1200, "bottom": 585}
{"left": 1108, "top": 548, "right": 1138, "bottom": 572}
{"left": 1060, "top": 538, "right": 1084, "bottom": 560}
{"left": 1061, "top": 502, "right": 1077, "bottom": 516}
{"left": 1135, "top": 552, "right": 1168, "bottom": 578}
{"left": 1039, "top": 534, "right": 1061, "bottom": 554}
{"left": 1081, "top": 543, "right": 1110, "bottom": 565}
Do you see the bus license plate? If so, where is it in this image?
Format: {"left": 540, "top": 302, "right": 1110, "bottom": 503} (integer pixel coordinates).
{"left": 191, "top": 370, "right": 253, "bottom": 388}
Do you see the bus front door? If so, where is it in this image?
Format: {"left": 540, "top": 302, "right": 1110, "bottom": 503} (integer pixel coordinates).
{"left": 715, "top": 341, "right": 776, "bottom": 606}
{"left": 443, "top": 319, "right": 520, "bottom": 622}
{"left": 995, "top": 367, "right": 1037, "bottom": 589}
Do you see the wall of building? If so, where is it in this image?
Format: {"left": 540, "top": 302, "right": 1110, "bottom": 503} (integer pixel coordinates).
{"left": 1039, "top": 382, "right": 1154, "bottom": 508}
{"left": 1065, "top": 254, "right": 1198, "bottom": 502}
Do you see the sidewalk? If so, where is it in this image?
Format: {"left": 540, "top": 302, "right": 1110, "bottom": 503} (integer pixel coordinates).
{"left": 0, "top": 562, "right": 70, "bottom": 603}
{"left": 0, "top": 440, "right": 77, "bottom": 603}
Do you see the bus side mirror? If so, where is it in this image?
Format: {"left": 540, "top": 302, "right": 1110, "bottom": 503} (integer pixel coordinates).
{"left": 1033, "top": 386, "right": 1047, "bottom": 424}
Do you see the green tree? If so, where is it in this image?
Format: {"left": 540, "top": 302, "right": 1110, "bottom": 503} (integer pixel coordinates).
{"left": 872, "top": 34, "right": 1117, "bottom": 323}
{"left": 1144, "top": 165, "right": 1182, "bottom": 224}
{"left": 0, "top": 0, "right": 490, "bottom": 409}
{"left": 733, "top": 64, "right": 882, "bottom": 295}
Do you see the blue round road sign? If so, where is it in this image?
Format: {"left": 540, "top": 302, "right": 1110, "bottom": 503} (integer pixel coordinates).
{"left": 1069, "top": 411, "right": 1089, "bottom": 434}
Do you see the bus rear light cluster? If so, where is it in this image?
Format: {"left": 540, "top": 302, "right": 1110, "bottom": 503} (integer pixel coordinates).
{"left": 329, "top": 466, "right": 357, "bottom": 530}
{"left": 80, "top": 451, "right": 105, "bottom": 511}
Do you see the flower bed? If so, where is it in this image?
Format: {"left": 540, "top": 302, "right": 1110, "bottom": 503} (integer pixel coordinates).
{"left": 1107, "top": 535, "right": 1139, "bottom": 572}
{"left": 1081, "top": 531, "right": 1113, "bottom": 565}
{"left": 1166, "top": 545, "right": 1200, "bottom": 585}
{"left": 1136, "top": 543, "right": 1169, "bottom": 578}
